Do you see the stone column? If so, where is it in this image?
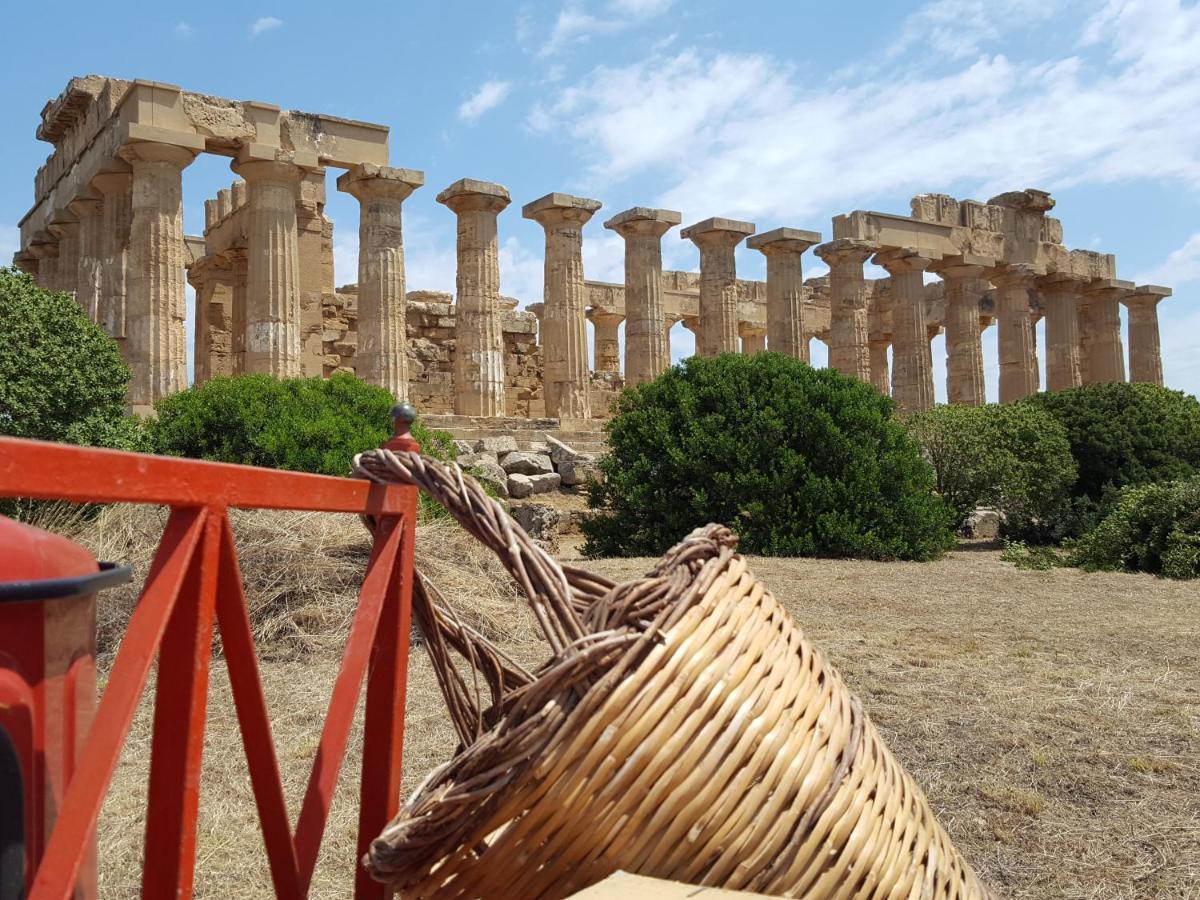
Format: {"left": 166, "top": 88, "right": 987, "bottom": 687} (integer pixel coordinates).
{"left": 48, "top": 218, "right": 80, "bottom": 299}
{"left": 876, "top": 250, "right": 936, "bottom": 414}
{"left": 1081, "top": 280, "right": 1131, "bottom": 385}
{"left": 748, "top": 227, "right": 820, "bottom": 361}
{"left": 604, "top": 207, "right": 681, "bottom": 385}
{"left": 68, "top": 195, "right": 105, "bottom": 323}
{"left": 188, "top": 256, "right": 235, "bottom": 383}
{"left": 296, "top": 170, "right": 331, "bottom": 378}
{"left": 1039, "top": 277, "right": 1084, "bottom": 392}
{"left": 437, "top": 178, "right": 511, "bottom": 417}
{"left": 681, "top": 217, "right": 756, "bottom": 356}
{"left": 588, "top": 309, "right": 624, "bottom": 374}
{"left": 990, "top": 265, "right": 1040, "bottom": 402}
{"left": 93, "top": 171, "right": 132, "bottom": 344}
{"left": 225, "top": 249, "right": 249, "bottom": 374}
{"left": 932, "top": 259, "right": 989, "bottom": 405}
{"left": 338, "top": 163, "right": 425, "bottom": 400}
{"left": 523, "top": 192, "right": 602, "bottom": 418}
{"left": 739, "top": 323, "right": 767, "bottom": 354}
{"left": 119, "top": 142, "right": 197, "bottom": 413}
{"left": 1124, "top": 285, "right": 1171, "bottom": 385}
{"left": 815, "top": 239, "right": 876, "bottom": 381}
{"left": 868, "top": 339, "right": 891, "bottom": 395}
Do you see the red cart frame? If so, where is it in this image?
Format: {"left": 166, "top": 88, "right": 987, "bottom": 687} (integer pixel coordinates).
{"left": 0, "top": 434, "right": 419, "bottom": 899}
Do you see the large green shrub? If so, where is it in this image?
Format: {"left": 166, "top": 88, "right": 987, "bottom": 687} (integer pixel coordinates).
{"left": 582, "top": 353, "right": 954, "bottom": 560}
{"left": 906, "top": 403, "right": 1076, "bottom": 536}
{"left": 1024, "top": 383, "right": 1200, "bottom": 503}
{"left": 151, "top": 373, "right": 454, "bottom": 475}
{"left": 1071, "top": 476, "right": 1200, "bottom": 579}
{"left": 0, "top": 268, "right": 132, "bottom": 443}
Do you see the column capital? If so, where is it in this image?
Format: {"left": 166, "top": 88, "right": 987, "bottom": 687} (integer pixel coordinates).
{"left": 603, "top": 206, "right": 681, "bottom": 238}
{"left": 436, "top": 178, "right": 511, "bottom": 214}
{"left": 586, "top": 307, "right": 625, "bottom": 326}
{"left": 231, "top": 157, "right": 307, "bottom": 185}
{"left": 522, "top": 192, "right": 602, "bottom": 228}
{"left": 118, "top": 140, "right": 199, "bottom": 169}
{"left": 874, "top": 248, "right": 936, "bottom": 275}
{"left": 928, "top": 253, "right": 996, "bottom": 279}
{"left": 1036, "top": 271, "right": 1088, "bottom": 294}
{"left": 92, "top": 169, "right": 133, "bottom": 196}
{"left": 814, "top": 238, "right": 877, "bottom": 266}
{"left": 748, "top": 227, "right": 822, "bottom": 256}
{"left": 738, "top": 321, "right": 768, "bottom": 338}
{"left": 680, "top": 216, "right": 755, "bottom": 248}
{"left": 66, "top": 194, "right": 104, "bottom": 219}
{"left": 336, "top": 163, "right": 425, "bottom": 203}
{"left": 1123, "top": 284, "right": 1171, "bottom": 308}
{"left": 1083, "top": 277, "right": 1135, "bottom": 301}
{"left": 988, "top": 263, "right": 1042, "bottom": 286}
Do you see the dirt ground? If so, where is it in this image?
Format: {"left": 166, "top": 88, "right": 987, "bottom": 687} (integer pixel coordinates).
{"left": 90, "top": 526, "right": 1199, "bottom": 898}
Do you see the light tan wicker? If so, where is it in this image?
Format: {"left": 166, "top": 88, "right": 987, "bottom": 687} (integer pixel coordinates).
{"left": 352, "top": 448, "right": 994, "bottom": 900}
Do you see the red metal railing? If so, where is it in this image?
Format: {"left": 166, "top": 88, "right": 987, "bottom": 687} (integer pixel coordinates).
{"left": 0, "top": 433, "right": 420, "bottom": 899}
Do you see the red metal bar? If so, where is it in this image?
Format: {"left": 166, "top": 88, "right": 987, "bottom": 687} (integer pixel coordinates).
{"left": 354, "top": 509, "right": 418, "bottom": 898}
{"left": 292, "top": 517, "right": 405, "bottom": 892}
{"left": 0, "top": 436, "right": 405, "bottom": 515}
{"left": 29, "top": 507, "right": 206, "bottom": 900}
{"left": 141, "top": 508, "right": 222, "bottom": 899}
{"left": 215, "top": 517, "right": 305, "bottom": 899}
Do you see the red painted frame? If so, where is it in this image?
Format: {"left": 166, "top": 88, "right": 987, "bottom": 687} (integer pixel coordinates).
{"left": 0, "top": 434, "right": 419, "bottom": 900}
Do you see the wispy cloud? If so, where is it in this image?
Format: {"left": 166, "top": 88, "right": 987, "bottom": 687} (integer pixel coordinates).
{"left": 537, "top": 0, "right": 675, "bottom": 57}
{"left": 458, "top": 80, "right": 513, "bottom": 123}
{"left": 1136, "top": 232, "right": 1200, "bottom": 286}
{"left": 249, "top": 16, "right": 283, "bottom": 37}
{"left": 173, "top": 22, "right": 193, "bottom": 39}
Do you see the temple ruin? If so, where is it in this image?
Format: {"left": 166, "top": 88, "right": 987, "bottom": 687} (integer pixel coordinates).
{"left": 15, "top": 76, "right": 1176, "bottom": 421}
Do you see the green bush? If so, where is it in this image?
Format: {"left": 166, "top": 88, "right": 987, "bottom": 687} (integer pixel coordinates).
{"left": 1071, "top": 476, "right": 1200, "bottom": 579}
{"left": 0, "top": 267, "right": 133, "bottom": 444}
{"left": 582, "top": 353, "right": 955, "bottom": 560}
{"left": 150, "top": 373, "right": 453, "bottom": 475}
{"left": 1024, "top": 383, "right": 1200, "bottom": 504}
{"left": 906, "top": 403, "right": 1076, "bottom": 537}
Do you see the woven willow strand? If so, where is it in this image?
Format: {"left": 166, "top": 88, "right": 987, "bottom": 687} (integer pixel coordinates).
{"left": 352, "top": 448, "right": 994, "bottom": 900}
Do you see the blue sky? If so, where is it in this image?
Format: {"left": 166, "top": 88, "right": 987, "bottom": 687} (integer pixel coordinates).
{"left": 2, "top": 0, "right": 1198, "bottom": 400}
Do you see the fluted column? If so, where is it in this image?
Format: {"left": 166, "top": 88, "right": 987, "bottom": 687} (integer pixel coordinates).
{"left": 990, "top": 265, "right": 1040, "bottom": 402}
{"left": 681, "top": 217, "right": 755, "bottom": 356}
{"left": 232, "top": 157, "right": 306, "bottom": 377}
{"left": 605, "top": 207, "right": 681, "bottom": 385}
{"left": 1081, "top": 280, "right": 1131, "bottom": 385}
{"left": 338, "top": 163, "right": 425, "bottom": 400}
{"left": 876, "top": 250, "right": 935, "bottom": 414}
{"left": 188, "top": 255, "right": 235, "bottom": 383}
{"left": 749, "top": 227, "right": 820, "bottom": 361}
{"left": 119, "top": 142, "right": 197, "bottom": 413}
{"left": 588, "top": 309, "right": 623, "bottom": 374}
{"left": 437, "top": 178, "right": 511, "bottom": 417}
{"left": 1039, "top": 276, "right": 1085, "bottom": 392}
{"left": 523, "top": 192, "right": 601, "bottom": 418}
{"left": 48, "top": 219, "right": 80, "bottom": 299}
{"left": 226, "top": 249, "right": 249, "bottom": 374}
{"left": 739, "top": 323, "right": 767, "bottom": 354}
{"left": 68, "top": 195, "right": 105, "bottom": 323}
{"left": 815, "top": 239, "right": 876, "bottom": 381}
{"left": 933, "top": 259, "right": 988, "bottom": 405}
{"left": 93, "top": 171, "right": 133, "bottom": 345}
{"left": 868, "top": 339, "right": 891, "bottom": 395}
{"left": 1124, "top": 285, "right": 1170, "bottom": 385}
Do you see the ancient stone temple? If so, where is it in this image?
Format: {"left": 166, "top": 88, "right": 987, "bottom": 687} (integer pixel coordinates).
{"left": 15, "top": 76, "right": 1178, "bottom": 423}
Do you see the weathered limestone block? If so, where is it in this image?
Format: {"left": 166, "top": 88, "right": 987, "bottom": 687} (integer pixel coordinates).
{"left": 558, "top": 458, "right": 600, "bottom": 487}
{"left": 682, "top": 217, "right": 756, "bottom": 356}
{"left": 501, "top": 451, "right": 554, "bottom": 476}
{"left": 438, "top": 178, "right": 510, "bottom": 416}
{"left": 524, "top": 192, "right": 601, "bottom": 418}
{"left": 748, "top": 227, "right": 820, "bottom": 361}
{"left": 475, "top": 435, "right": 519, "bottom": 455}
{"left": 511, "top": 503, "right": 562, "bottom": 542}
{"left": 605, "top": 207, "right": 681, "bottom": 385}
{"left": 527, "top": 472, "right": 562, "bottom": 494}
{"left": 338, "top": 163, "right": 424, "bottom": 399}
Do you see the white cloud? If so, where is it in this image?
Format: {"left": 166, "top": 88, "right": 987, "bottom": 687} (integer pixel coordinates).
{"left": 174, "top": 22, "right": 193, "bottom": 39}
{"left": 458, "top": 80, "right": 513, "bottom": 123}
{"left": 1134, "top": 232, "right": 1200, "bottom": 286}
{"left": 891, "top": 0, "right": 1065, "bottom": 60}
{"left": 609, "top": 0, "right": 674, "bottom": 15}
{"left": 537, "top": 0, "right": 674, "bottom": 56}
{"left": 249, "top": 16, "right": 283, "bottom": 36}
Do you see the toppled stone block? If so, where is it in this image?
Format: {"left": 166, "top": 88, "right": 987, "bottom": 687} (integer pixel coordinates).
{"left": 502, "top": 451, "right": 554, "bottom": 476}
{"left": 453, "top": 439, "right": 474, "bottom": 456}
{"left": 463, "top": 457, "right": 508, "bottom": 498}
{"left": 546, "top": 434, "right": 587, "bottom": 466}
{"left": 960, "top": 508, "right": 1002, "bottom": 540}
{"left": 475, "top": 436, "right": 519, "bottom": 455}
{"left": 507, "top": 473, "right": 533, "bottom": 498}
{"left": 457, "top": 451, "right": 498, "bottom": 468}
{"left": 511, "top": 503, "right": 562, "bottom": 542}
{"left": 558, "top": 459, "right": 601, "bottom": 487}
{"left": 527, "top": 472, "right": 561, "bottom": 494}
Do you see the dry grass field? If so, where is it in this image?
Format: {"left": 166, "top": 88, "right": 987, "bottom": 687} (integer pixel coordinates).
{"left": 65, "top": 506, "right": 1199, "bottom": 898}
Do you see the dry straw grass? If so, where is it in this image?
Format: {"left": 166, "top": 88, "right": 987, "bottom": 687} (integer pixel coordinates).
{"left": 49, "top": 506, "right": 1200, "bottom": 898}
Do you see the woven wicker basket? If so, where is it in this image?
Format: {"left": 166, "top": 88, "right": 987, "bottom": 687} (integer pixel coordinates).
{"left": 353, "top": 448, "right": 994, "bottom": 900}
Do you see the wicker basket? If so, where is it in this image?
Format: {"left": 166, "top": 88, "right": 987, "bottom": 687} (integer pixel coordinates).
{"left": 352, "top": 448, "right": 994, "bottom": 900}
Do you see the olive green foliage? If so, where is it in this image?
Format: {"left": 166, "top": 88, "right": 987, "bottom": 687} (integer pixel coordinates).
{"left": 906, "top": 403, "right": 1076, "bottom": 538}
{"left": 1000, "top": 540, "right": 1066, "bottom": 571}
{"left": 150, "top": 373, "right": 452, "bottom": 475}
{"left": 1024, "top": 383, "right": 1200, "bottom": 503}
{"left": 0, "top": 268, "right": 132, "bottom": 445}
{"left": 1071, "top": 476, "right": 1200, "bottom": 579}
{"left": 582, "top": 353, "right": 955, "bottom": 560}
